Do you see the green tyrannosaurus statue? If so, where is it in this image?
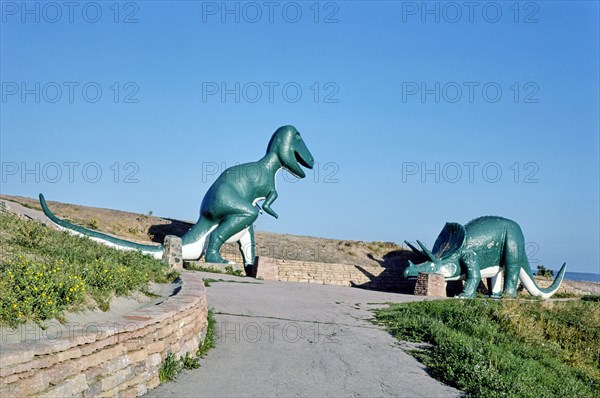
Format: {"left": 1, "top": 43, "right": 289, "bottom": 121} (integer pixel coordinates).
{"left": 40, "top": 125, "right": 314, "bottom": 268}
{"left": 403, "top": 216, "right": 567, "bottom": 299}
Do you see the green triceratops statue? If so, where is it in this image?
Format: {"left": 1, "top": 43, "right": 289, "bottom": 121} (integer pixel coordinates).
{"left": 403, "top": 216, "right": 567, "bottom": 299}
{"left": 39, "top": 125, "right": 314, "bottom": 270}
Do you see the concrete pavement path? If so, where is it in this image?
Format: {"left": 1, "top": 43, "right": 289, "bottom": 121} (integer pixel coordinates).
{"left": 145, "top": 272, "right": 461, "bottom": 397}
{"left": 1, "top": 199, "right": 51, "bottom": 224}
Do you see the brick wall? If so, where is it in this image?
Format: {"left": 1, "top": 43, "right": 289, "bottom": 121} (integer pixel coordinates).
{"left": 414, "top": 273, "right": 447, "bottom": 297}
{"left": 257, "top": 256, "right": 415, "bottom": 293}
{"left": 0, "top": 272, "right": 208, "bottom": 398}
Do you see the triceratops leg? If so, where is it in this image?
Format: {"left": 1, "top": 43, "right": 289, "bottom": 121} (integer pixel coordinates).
{"left": 501, "top": 230, "right": 524, "bottom": 298}
{"left": 502, "top": 262, "right": 520, "bottom": 297}
{"left": 457, "top": 252, "right": 480, "bottom": 298}
{"left": 490, "top": 271, "right": 503, "bottom": 298}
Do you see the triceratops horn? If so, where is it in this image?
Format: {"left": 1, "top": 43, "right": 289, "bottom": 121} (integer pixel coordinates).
{"left": 416, "top": 240, "right": 436, "bottom": 262}
{"left": 404, "top": 241, "right": 423, "bottom": 256}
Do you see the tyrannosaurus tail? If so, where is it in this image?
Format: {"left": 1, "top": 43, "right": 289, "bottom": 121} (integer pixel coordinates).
{"left": 519, "top": 262, "right": 567, "bottom": 299}
{"left": 39, "top": 194, "right": 164, "bottom": 259}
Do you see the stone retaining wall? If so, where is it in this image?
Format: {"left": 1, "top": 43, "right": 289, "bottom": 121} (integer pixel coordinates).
{"left": 257, "top": 256, "right": 415, "bottom": 293}
{"left": 0, "top": 272, "right": 208, "bottom": 398}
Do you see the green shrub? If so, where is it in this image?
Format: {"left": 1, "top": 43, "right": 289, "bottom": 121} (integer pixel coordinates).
{"left": 157, "top": 310, "right": 216, "bottom": 383}
{"left": 87, "top": 218, "right": 99, "bottom": 230}
{"left": 536, "top": 265, "right": 554, "bottom": 278}
{"left": 0, "top": 212, "right": 178, "bottom": 327}
{"left": 0, "top": 257, "right": 86, "bottom": 326}
{"left": 159, "top": 351, "right": 181, "bottom": 382}
{"left": 180, "top": 352, "right": 200, "bottom": 369}
{"left": 582, "top": 295, "right": 600, "bottom": 302}
{"left": 224, "top": 265, "right": 243, "bottom": 276}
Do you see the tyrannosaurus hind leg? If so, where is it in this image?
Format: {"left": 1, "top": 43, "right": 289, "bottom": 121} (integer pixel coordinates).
{"left": 205, "top": 208, "right": 259, "bottom": 264}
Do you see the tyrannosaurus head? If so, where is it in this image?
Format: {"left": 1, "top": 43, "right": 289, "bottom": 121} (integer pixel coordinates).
{"left": 267, "top": 125, "right": 315, "bottom": 178}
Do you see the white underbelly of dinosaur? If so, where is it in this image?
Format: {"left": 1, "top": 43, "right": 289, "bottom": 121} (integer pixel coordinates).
{"left": 225, "top": 227, "right": 250, "bottom": 243}
{"left": 445, "top": 265, "right": 502, "bottom": 281}
{"left": 182, "top": 225, "right": 218, "bottom": 259}
{"left": 480, "top": 266, "right": 501, "bottom": 278}
{"left": 181, "top": 225, "right": 251, "bottom": 260}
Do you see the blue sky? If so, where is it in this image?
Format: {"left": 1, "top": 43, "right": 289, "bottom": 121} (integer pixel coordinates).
{"left": 1, "top": 1, "right": 598, "bottom": 274}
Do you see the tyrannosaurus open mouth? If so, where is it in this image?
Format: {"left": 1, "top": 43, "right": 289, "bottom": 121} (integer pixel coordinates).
{"left": 296, "top": 150, "right": 314, "bottom": 169}
{"left": 268, "top": 125, "right": 315, "bottom": 179}
{"left": 288, "top": 149, "right": 314, "bottom": 178}
{"left": 286, "top": 149, "right": 313, "bottom": 178}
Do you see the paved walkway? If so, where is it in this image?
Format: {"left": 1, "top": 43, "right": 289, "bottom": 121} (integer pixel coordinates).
{"left": 1, "top": 199, "right": 51, "bottom": 224}
{"left": 146, "top": 272, "right": 461, "bottom": 397}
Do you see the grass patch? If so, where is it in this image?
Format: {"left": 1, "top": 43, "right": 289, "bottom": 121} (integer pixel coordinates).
{"left": 203, "top": 278, "right": 216, "bottom": 287}
{"left": 157, "top": 310, "right": 216, "bottom": 384}
{"left": 582, "top": 294, "right": 600, "bottom": 302}
{"left": 203, "top": 278, "right": 261, "bottom": 287}
{"left": 159, "top": 351, "right": 181, "bottom": 382}
{"left": 197, "top": 309, "right": 216, "bottom": 358}
{"left": 180, "top": 352, "right": 200, "bottom": 369}
{"left": 374, "top": 299, "right": 600, "bottom": 398}
{"left": 185, "top": 263, "right": 225, "bottom": 273}
{"left": 186, "top": 262, "right": 244, "bottom": 276}
{"left": 0, "top": 211, "right": 178, "bottom": 327}
{"left": 551, "top": 292, "right": 579, "bottom": 299}
{"left": 224, "top": 265, "right": 244, "bottom": 276}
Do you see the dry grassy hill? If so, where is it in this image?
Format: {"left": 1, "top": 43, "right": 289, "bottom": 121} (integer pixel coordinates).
{"left": 0, "top": 194, "right": 411, "bottom": 267}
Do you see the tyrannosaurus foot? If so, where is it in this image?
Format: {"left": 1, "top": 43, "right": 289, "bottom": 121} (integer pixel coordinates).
{"left": 205, "top": 252, "right": 230, "bottom": 264}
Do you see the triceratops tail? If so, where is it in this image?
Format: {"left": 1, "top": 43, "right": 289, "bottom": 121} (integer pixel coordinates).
{"left": 519, "top": 262, "right": 567, "bottom": 299}
{"left": 39, "top": 194, "right": 163, "bottom": 259}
